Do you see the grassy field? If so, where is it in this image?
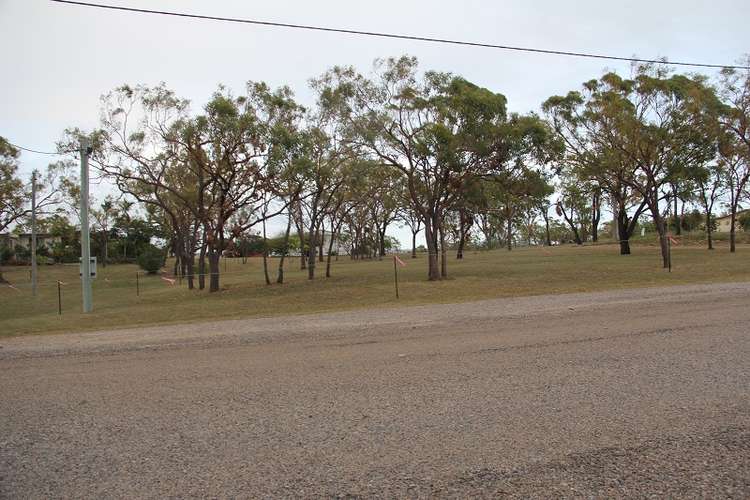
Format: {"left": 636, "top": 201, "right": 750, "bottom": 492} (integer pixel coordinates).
{"left": 1, "top": 242, "right": 748, "bottom": 337}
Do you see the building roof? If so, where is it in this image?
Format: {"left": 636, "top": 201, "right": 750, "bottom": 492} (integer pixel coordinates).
{"left": 715, "top": 209, "right": 749, "bottom": 222}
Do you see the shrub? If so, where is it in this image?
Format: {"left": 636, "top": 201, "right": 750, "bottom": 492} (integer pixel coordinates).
{"left": 14, "top": 246, "right": 31, "bottom": 264}
{"left": 740, "top": 212, "right": 750, "bottom": 232}
{"left": 0, "top": 245, "right": 12, "bottom": 265}
{"left": 136, "top": 244, "right": 165, "bottom": 274}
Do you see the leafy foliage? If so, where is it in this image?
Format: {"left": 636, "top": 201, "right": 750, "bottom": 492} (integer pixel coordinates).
{"left": 137, "top": 244, "right": 165, "bottom": 274}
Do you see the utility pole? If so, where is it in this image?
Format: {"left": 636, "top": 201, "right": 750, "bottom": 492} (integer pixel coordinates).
{"left": 80, "top": 138, "right": 93, "bottom": 313}
{"left": 31, "top": 170, "right": 37, "bottom": 297}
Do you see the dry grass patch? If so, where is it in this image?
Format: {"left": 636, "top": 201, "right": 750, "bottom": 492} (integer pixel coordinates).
{"left": 1, "top": 243, "right": 748, "bottom": 337}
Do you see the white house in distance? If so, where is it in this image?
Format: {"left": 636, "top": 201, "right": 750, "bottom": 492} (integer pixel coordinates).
{"left": 714, "top": 209, "right": 749, "bottom": 233}
{"left": 0, "top": 233, "right": 62, "bottom": 252}
{"left": 285, "top": 231, "right": 349, "bottom": 257}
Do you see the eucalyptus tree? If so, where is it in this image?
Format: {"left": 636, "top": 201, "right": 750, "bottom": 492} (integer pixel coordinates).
{"left": 0, "top": 139, "right": 27, "bottom": 240}
{"left": 0, "top": 137, "right": 67, "bottom": 240}
{"left": 473, "top": 183, "right": 505, "bottom": 249}
{"left": 690, "top": 162, "right": 726, "bottom": 250}
{"left": 294, "top": 113, "right": 352, "bottom": 280}
{"left": 538, "top": 199, "right": 553, "bottom": 247}
{"left": 72, "top": 82, "right": 301, "bottom": 292}
{"left": 366, "top": 166, "right": 401, "bottom": 260}
{"left": 397, "top": 205, "right": 423, "bottom": 258}
{"left": 0, "top": 145, "right": 70, "bottom": 281}
{"left": 717, "top": 61, "right": 750, "bottom": 252}
{"left": 0, "top": 139, "right": 26, "bottom": 281}
{"left": 543, "top": 83, "right": 647, "bottom": 254}
{"left": 526, "top": 173, "right": 555, "bottom": 245}
{"left": 191, "top": 83, "right": 302, "bottom": 291}
{"left": 342, "top": 202, "right": 373, "bottom": 259}
{"left": 476, "top": 112, "right": 559, "bottom": 251}
{"left": 622, "top": 66, "right": 717, "bottom": 265}
{"left": 449, "top": 176, "right": 483, "bottom": 259}
{"left": 718, "top": 137, "right": 749, "bottom": 252}
{"left": 480, "top": 166, "right": 552, "bottom": 250}
{"left": 718, "top": 58, "right": 750, "bottom": 154}
{"left": 321, "top": 159, "right": 376, "bottom": 276}
{"left": 63, "top": 84, "right": 205, "bottom": 288}
{"left": 90, "top": 197, "right": 115, "bottom": 267}
{"left": 113, "top": 199, "right": 135, "bottom": 260}
{"left": 590, "top": 185, "right": 602, "bottom": 242}
{"left": 273, "top": 154, "right": 307, "bottom": 284}
{"left": 556, "top": 180, "right": 589, "bottom": 245}
{"left": 452, "top": 206, "right": 475, "bottom": 259}
{"left": 317, "top": 56, "right": 507, "bottom": 280}
{"left": 557, "top": 67, "right": 718, "bottom": 266}
{"left": 666, "top": 169, "right": 696, "bottom": 235}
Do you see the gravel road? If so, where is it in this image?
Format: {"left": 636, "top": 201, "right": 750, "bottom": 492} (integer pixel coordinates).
{"left": 1, "top": 282, "right": 749, "bottom": 498}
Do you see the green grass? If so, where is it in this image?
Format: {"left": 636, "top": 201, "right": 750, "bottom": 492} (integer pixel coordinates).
{"left": 1, "top": 242, "right": 748, "bottom": 337}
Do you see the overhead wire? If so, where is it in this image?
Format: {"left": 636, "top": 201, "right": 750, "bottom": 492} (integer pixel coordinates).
{"left": 6, "top": 142, "right": 72, "bottom": 156}
{"left": 49, "top": 0, "right": 750, "bottom": 70}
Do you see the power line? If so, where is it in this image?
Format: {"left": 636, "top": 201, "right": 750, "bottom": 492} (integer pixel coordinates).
{"left": 50, "top": 0, "right": 749, "bottom": 70}
{"left": 7, "top": 142, "right": 67, "bottom": 155}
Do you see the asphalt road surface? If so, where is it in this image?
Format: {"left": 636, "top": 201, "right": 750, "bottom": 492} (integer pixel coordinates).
{"left": 2, "top": 282, "right": 749, "bottom": 498}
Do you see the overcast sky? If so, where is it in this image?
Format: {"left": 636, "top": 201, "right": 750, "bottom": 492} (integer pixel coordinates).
{"left": 1, "top": 0, "right": 747, "bottom": 244}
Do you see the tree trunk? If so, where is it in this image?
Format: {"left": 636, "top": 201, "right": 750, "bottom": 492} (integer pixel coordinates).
{"left": 643, "top": 192, "right": 670, "bottom": 267}
{"left": 653, "top": 212, "right": 670, "bottom": 268}
{"left": 307, "top": 240, "right": 316, "bottom": 279}
{"left": 307, "top": 221, "right": 318, "bottom": 280}
{"left": 262, "top": 218, "right": 270, "bottom": 285}
{"left": 673, "top": 192, "right": 681, "bottom": 236}
{"left": 198, "top": 239, "right": 207, "bottom": 290}
{"left": 172, "top": 249, "right": 180, "bottom": 277}
{"left": 591, "top": 192, "right": 600, "bottom": 243}
{"left": 379, "top": 224, "right": 388, "bottom": 259}
{"left": 424, "top": 218, "right": 440, "bottom": 281}
{"left": 318, "top": 226, "right": 325, "bottom": 263}
{"left": 180, "top": 249, "right": 187, "bottom": 284}
{"left": 102, "top": 232, "right": 108, "bottom": 268}
{"left": 506, "top": 215, "right": 513, "bottom": 251}
{"left": 411, "top": 231, "right": 417, "bottom": 258}
{"left": 618, "top": 238, "right": 631, "bottom": 255}
{"left": 456, "top": 211, "right": 466, "bottom": 259}
{"left": 616, "top": 207, "right": 631, "bottom": 255}
{"left": 456, "top": 236, "right": 465, "bottom": 259}
{"left": 186, "top": 253, "right": 195, "bottom": 290}
{"left": 438, "top": 222, "right": 447, "bottom": 278}
{"left": 560, "top": 208, "right": 582, "bottom": 245}
{"left": 659, "top": 233, "right": 670, "bottom": 269}
{"left": 208, "top": 249, "right": 220, "bottom": 292}
{"left": 295, "top": 213, "right": 306, "bottom": 270}
{"left": 325, "top": 225, "right": 339, "bottom": 278}
{"left": 706, "top": 211, "right": 714, "bottom": 250}
{"left": 543, "top": 211, "right": 551, "bottom": 246}
{"left": 277, "top": 211, "right": 292, "bottom": 284}
{"left": 730, "top": 205, "right": 737, "bottom": 253}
